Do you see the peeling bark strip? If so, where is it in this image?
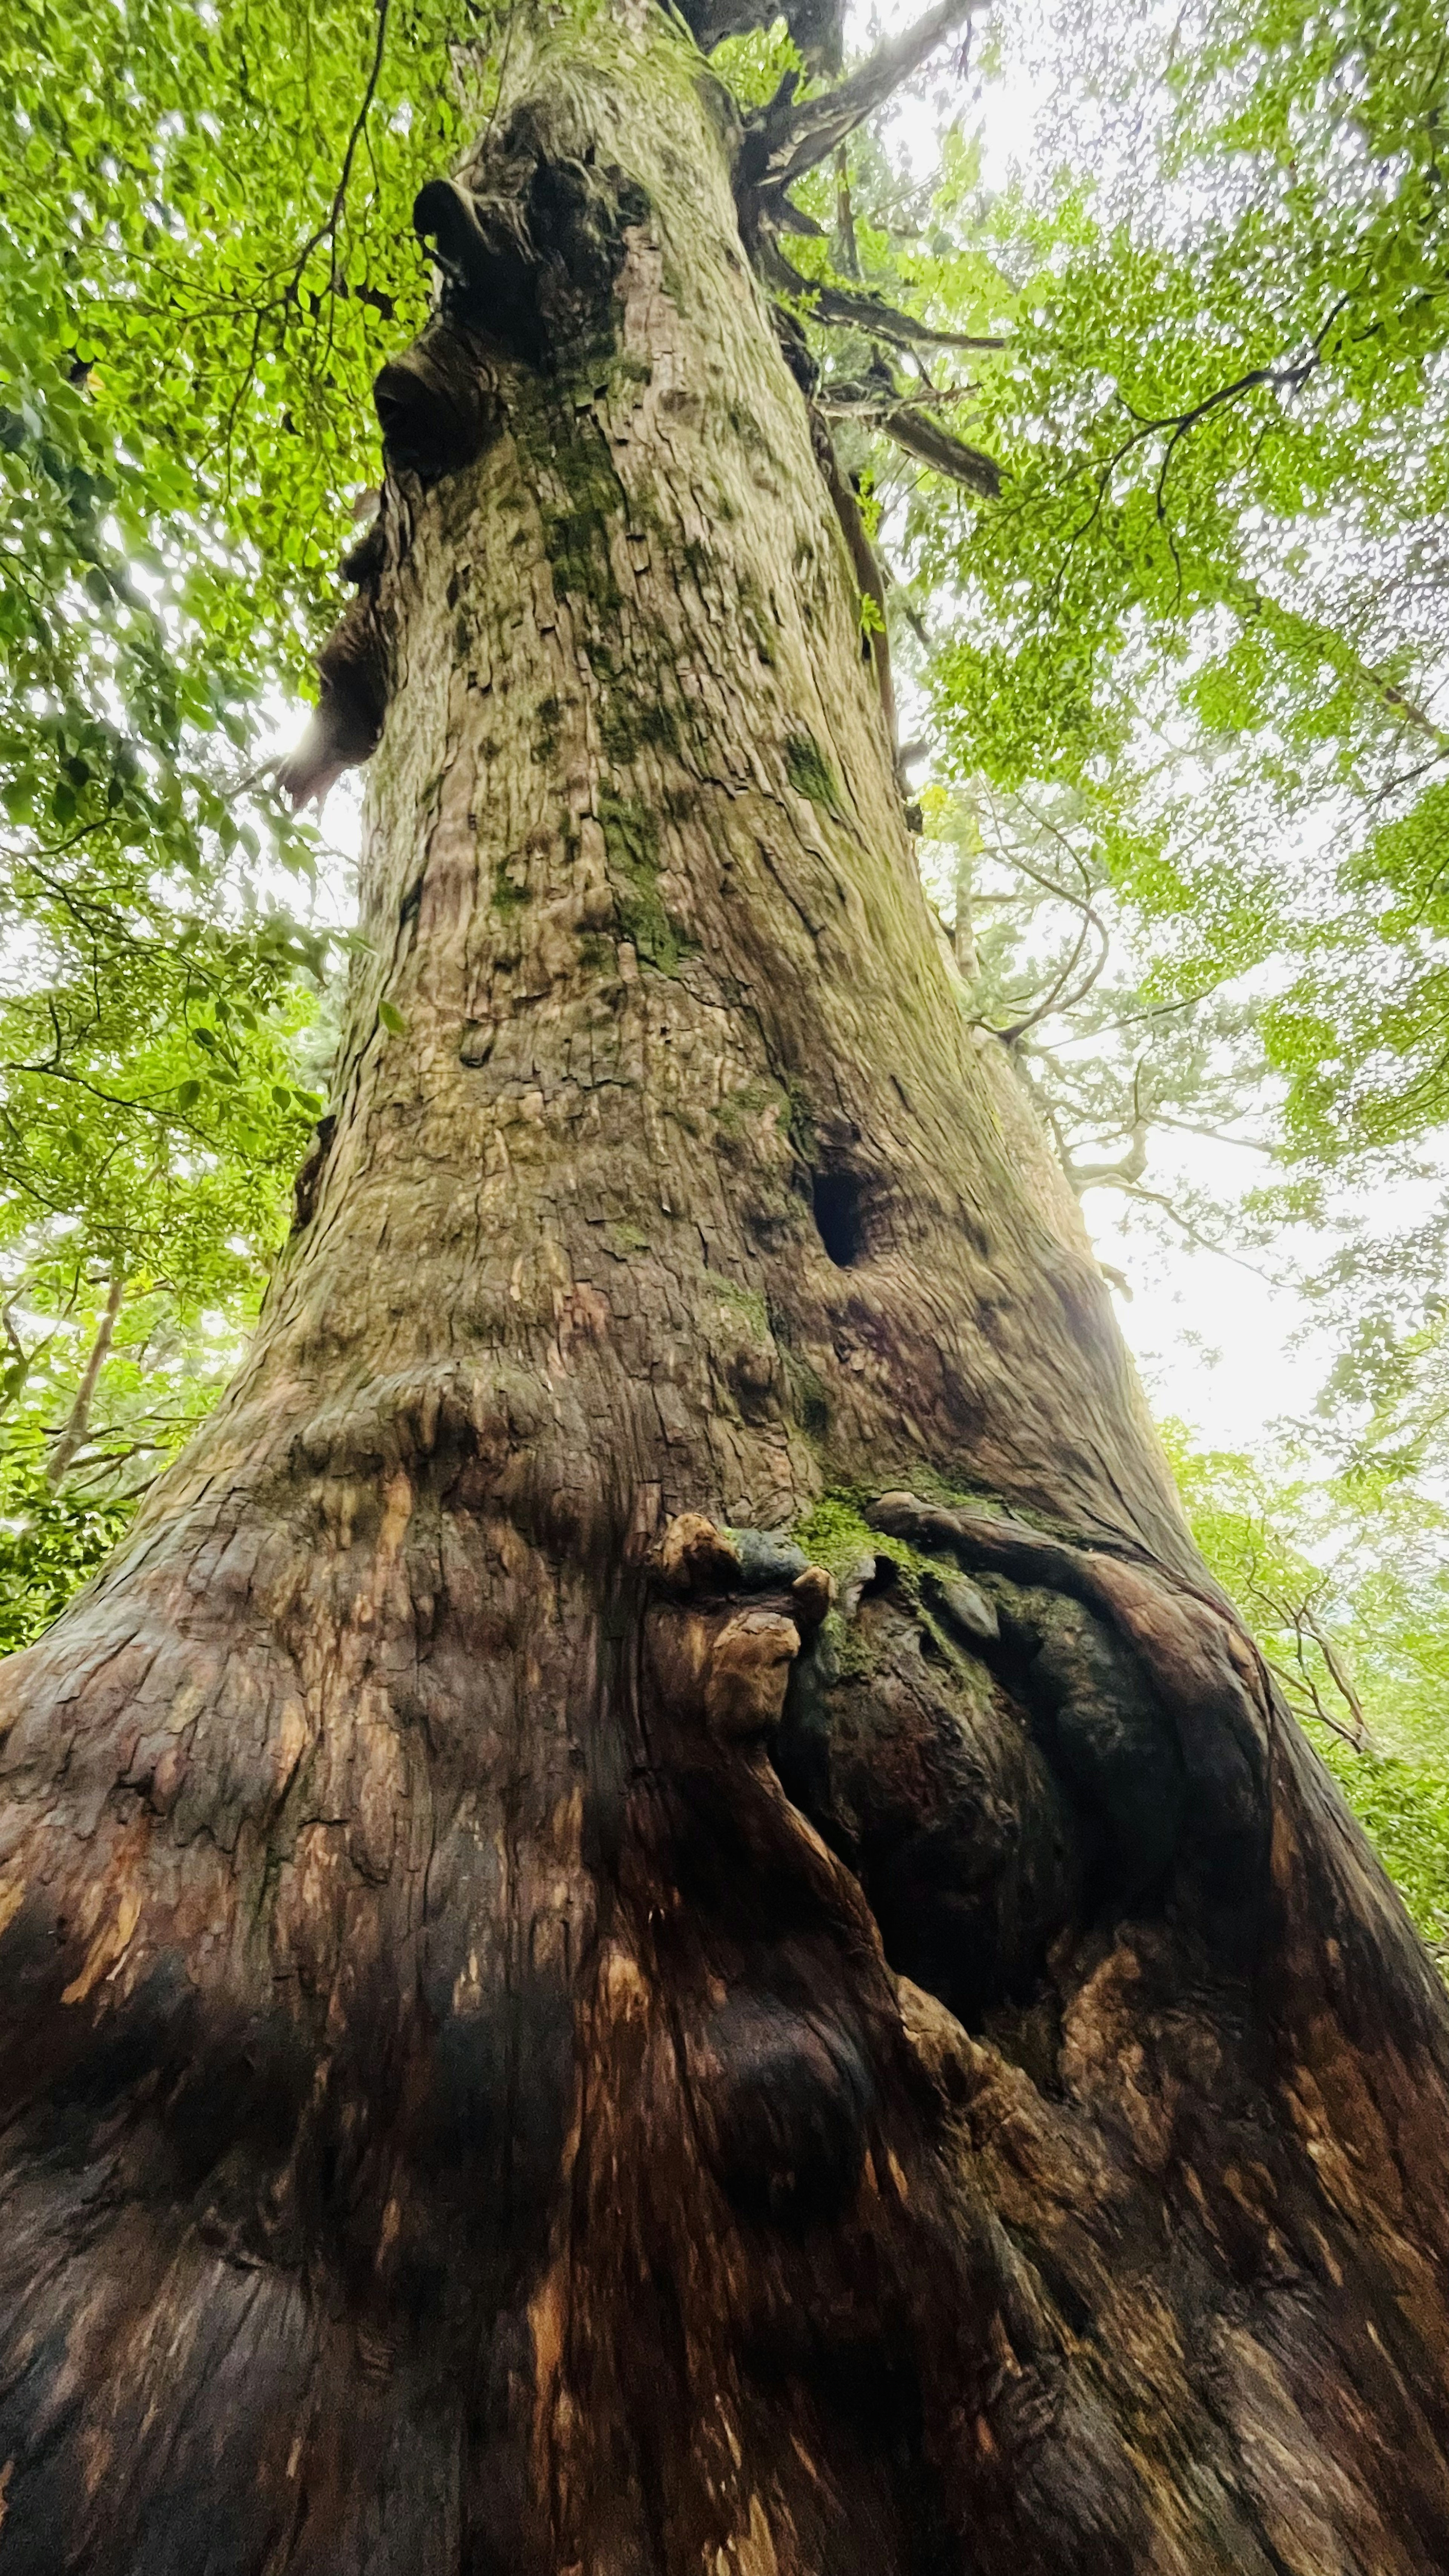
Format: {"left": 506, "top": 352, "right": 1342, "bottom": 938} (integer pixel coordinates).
{"left": 5, "top": 8, "right": 1449, "bottom": 2573}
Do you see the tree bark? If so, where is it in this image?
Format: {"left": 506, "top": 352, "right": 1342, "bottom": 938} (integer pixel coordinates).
{"left": 3, "top": 15, "right": 1449, "bottom": 2572}
{"left": 42, "top": 1268, "right": 123, "bottom": 1492}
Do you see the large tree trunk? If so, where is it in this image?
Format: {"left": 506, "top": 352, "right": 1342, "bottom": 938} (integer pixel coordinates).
{"left": 4, "top": 15, "right": 1449, "bottom": 2571}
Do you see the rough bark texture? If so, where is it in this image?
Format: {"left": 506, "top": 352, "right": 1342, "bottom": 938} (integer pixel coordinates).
{"left": 4, "top": 13, "right": 1449, "bottom": 2573}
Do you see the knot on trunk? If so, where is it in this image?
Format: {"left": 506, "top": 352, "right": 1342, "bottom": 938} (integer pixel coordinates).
{"left": 646, "top": 1517, "right": 835, "bottom": 1750}
{"left": 692, "top": 1992, "right": 874, "bottom": 2222}
{"left": 372, "top": 321, "right": 500, "bottom": 482}
{"left": 655, "top": 1512, "right": 742, "bottom": 1595}
{"left": 855, "top": 1488, "right": 1274, "bottom": 1969}
{"left": 290, "top": 1112, "right": 337, "bottom": 1232}
{"left": 275, "top": 587, "right": 394, "bottom": 810}
{"left": 414, "top": 111, "right": 650, "bottom": 376}
{"left": 705, "top": 1609, "right": 799, "bottom": 1742}
{"left": 277, "top": 478, "right": 419, "bottom": 810}
{"left": 281, "top": 114, "right": 651, "bottom": 808}
{"left": 652, "top": 1513, "right": 834, "bottom": 1627}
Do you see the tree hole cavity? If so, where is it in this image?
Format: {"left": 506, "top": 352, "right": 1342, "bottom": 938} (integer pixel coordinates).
{"left": 812, "top": 1167, "right": 867, "bottom": 1267}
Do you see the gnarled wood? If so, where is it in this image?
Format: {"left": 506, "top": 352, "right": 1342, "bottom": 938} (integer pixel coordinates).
{"left": 3, "top": 11, "right": 1449, "bottom": 2573}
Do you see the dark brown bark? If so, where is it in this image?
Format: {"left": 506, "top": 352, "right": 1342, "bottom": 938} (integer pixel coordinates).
{"left": 3, "top": 14, "right": 1449, "bottom": 2574}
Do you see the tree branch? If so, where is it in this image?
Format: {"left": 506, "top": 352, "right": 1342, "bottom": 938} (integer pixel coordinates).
{"left": 1225, "top": 576, "right": 1449, "bottom": 755}
{"left": 762, "top": 237, "right": 1005, "bottom": 351}
{"left": 1063, "top": 1121, "right": 1150, "bottom": 1193}
{"left": 1105, "top": 1180, "right": 1268, "bottom": 1273}
{"left": 977, "top": 812, "right": 1112, "bottom": 1038}
{"left": 1301, "top": 1604, "right": 1371, "bottom": 1750}
{"left": 819, "top": 369, "right": 1001, "bottom": 492}
{"left": 833, "top": 143, "right": 860, "bottom": 278}
{"left": 875, "top": 402, "right": 1001, "bottom": 495}
{"left": 45, "top": 1269, "right": 124, "bottom": 1492}
{"left": 740, "top": 0, "right": 983, "bottom": 195}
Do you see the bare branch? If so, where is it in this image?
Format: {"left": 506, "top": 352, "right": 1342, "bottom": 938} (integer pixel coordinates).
{"left": 1064, "top": 1122, "right": 1150, "bottom": 1193}
{"left": 833, "top": 143, "right": 861, "bottom": 278}
{"left": 762, "top": 237, "right": 1005, "bottom": 351}
{"left": 975, "top": 810, "right": 1112, "bottom": 1038}
{"left": 819, "top": 368, "right": 1001, "bottom": 492}
{"left": 1301, "top": 1605, "right": 1371, "bottom": 1750}
{"left": 994, "top": 906, "right": 1108, "bottom": 1041}
{"left": 1148, "top": 1113, "right": 1277, "bottom": 1154}
{"left": 1105, "top": 1180, "right": 1269, "bottom": 1273}
{"left": 44, "top": 1269, "right": 124, "bottom": 1493}
{"left": 740, "top": 0, "right": 984, "bottom": 196}
{"left": 821, "top": 378, "right": 988, "bottom": 413}
{"left": 874, "top": 403, "right": 1000, "bottom": 495}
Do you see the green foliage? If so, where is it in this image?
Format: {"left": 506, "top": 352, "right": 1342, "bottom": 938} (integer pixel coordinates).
{"left": 707, "top": 19, "right": 806, "bottom": 110}
{"left": 600, "top": 792, "right": 689, "bottom": 973}
{"left": 0, "top": 1473, "right": 135, "bottom": 1657}
{"left": 1317, "top": 1743, "right": 1449, "bottom": 1966}
{"left": 1164, "top": 1420, "right": 1449, "bottom": 1958}
{"left": 0, "top": 0, "right": 486, "bottom": 1532}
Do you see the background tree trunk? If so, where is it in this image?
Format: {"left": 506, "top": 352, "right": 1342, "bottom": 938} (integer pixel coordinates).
{"left": 3, "top": 14, "right": 1449, "bottom": 2571}
{"left": 42, "top": 1269, "right": 123, "bottom": 1492}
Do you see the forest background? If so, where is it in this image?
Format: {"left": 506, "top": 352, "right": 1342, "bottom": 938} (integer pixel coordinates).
{"left": 3, "top": 0, "right": 1448, "bottom": 1944}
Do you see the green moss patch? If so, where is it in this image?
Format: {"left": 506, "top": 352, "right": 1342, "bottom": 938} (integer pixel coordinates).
{"left": 600, "top": 790, "right": 691, "bottom": 974}
{"left": 716, "top": 1077, "right": 783, "bottom": 1135}
{"left": 785, "top": 729, "right": 844, "bottom": 818}
{"left": 792, "top": 1491, "right": 962, "bottom": 1599}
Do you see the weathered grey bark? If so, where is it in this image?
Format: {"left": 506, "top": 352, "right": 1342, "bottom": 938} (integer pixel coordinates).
{"left": 3, "top": 12, "right": 1449, "bottom": 2573}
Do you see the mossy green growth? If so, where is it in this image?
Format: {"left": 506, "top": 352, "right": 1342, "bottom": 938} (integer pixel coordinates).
{"left": 491, "top": 866, "right": 530, "bottom": 918}
{"left": 639, "top": 696, "right": 684, "bottom": 756}
{"left": 792, "top": 1492, "right": 946, "bottom": 1600}
{"left": 709, "top": 1276, "right": 769, "bottom": 1337}
{"left": 792, "top": 1495, "right": 878, "bottom": 1580}
{"left": 534, "top": 694, "right": 563, "bottom": 763}
{"left": 598, "top": 688, "right": 681, "bottom": 767}
{"left": 737, "top": 570, "right": 777, "bottom": 667}
{"left": 781, "top": 1075, "right": 817, "bottom": 1164}
{"left": 522, "top": 392, "right": 623, "bottom": 634}
{"left": 783, "top": 1355, "right": 830, "bottom": 1442}
{"left": 791, "top": 1494, "right": 947, "bottom": 1685}
{"left": 901, "top": 1463, "right": 1021, "bottom": 1523}
{"left": 598, "top": 694, "right": 640, "bottom": 766}
{"left": 600, "top": 790, "right": 691, "bottom": 973}
{"left": 715, "top": 1076, "right": 783, "bottom": 1136}
{"left": 785, "top": 729, "right": 845, "bottom": 819}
